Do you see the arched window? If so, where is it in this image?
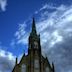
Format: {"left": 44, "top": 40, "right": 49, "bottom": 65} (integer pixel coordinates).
{"left": 34, "top": 41, "right": 38, "bottom": 49}
{"left": 21, "top": 64, "right": 26, "bottom": 72}
{"left": 34, "top": 59, "right": 39, "bottom": 72}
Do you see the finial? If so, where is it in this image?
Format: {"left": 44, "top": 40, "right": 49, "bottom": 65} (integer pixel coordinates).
{"left": 52, "top": 62, "right": 55, "bottom": 72}
{"left": 15, "top": 57, "right": 17, "bottom": 65}
{"left": 23, "top": 49, "right": 25, "bottom": 56}
{"left": 45, "top": 53, "right": 47, "bottom": 58}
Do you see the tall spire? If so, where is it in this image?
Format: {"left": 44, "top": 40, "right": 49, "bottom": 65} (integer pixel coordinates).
{"left": 31, "top": 17, "right": 37, "bottom": 34}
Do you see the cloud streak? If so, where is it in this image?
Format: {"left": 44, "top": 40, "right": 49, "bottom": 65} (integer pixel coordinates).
{"left": 14, "top": 22, "right": 29, "bottom": 45}
{"left": 0, "top": 0, "right": 7, "bottom": 12}
{"left": 12, "top": 3, "right": 72, "bottom": 72}
{"left": 35, "top": 4, "right": 72, "bottom": 72}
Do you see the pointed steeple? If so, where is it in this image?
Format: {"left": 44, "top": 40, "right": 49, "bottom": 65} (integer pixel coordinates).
{"left": 31, "top": 17, "right": 37, "bottom": 35}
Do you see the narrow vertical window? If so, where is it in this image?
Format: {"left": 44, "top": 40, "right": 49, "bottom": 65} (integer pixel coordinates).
{"left": 34, "top": 59, "right": 39, "bottom": 72}
{"left": 21, "top": 64, "right": 26, "bottom": 72}
{"left": 34, "top": 41, "right": 38, "bottom": 49}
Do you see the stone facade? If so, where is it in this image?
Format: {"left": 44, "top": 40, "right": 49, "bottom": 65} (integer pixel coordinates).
{"left": 12, "top": 18, "right": 55, "bottom": 72}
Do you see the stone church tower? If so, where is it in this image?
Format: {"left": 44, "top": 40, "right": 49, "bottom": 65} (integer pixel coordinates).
{"left": 12, "top": 18, "right": 55, "bottom": 72}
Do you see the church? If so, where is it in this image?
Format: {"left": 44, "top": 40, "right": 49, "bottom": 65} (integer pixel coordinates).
{"left": 12, "top": 18, "right": 55, "bottom": 72}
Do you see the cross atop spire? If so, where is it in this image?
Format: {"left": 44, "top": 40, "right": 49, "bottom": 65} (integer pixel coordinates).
{"left": 31, "top": 17, "right": 37, "bottom": 35}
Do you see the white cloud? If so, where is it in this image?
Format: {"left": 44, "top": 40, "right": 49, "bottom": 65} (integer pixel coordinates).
{"left": 34, "top": 4, "right": 72, "bottom": 72}
{"left": 0, "top": 49, "right": 16, "bottom": 72}
{"left": 38, "top": 4, "right": 72, "bottom": 72}
{"left": 0, "top": 0, "right": 7, "bottom": 11}
{"left": 36, "top": 4, "right": 72, "bottom": 46}
{"left": 14, "top": 22, "right": 29, "bottom": 45}
{"left": 49, "top": 30, "right": 63, "bottom": 47}
{"left": 11, "top": 3, "right": 72, "bottom": 72}
{"left": 35, "top": 4, "right": 67, "bottom": 15}
{"left": 0, "top": 49, "right": 15, "bottom": 61}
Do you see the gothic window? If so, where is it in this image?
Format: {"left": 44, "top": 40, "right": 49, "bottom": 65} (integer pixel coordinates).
{"left": 21, "top": 64, "right": 26, "bottom": 72}
{"left": 45, "top": 67, "right": 49, "bottom": 72}
{"left": 34, "top": 59, "right": 39, "bottom": 72}
{"left": 34, "top": 41, "right": 38, "bottom": 49}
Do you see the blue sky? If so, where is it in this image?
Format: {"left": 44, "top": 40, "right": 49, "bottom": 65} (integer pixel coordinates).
{"left": 0, "top": 0, "right": 72, "bottom": 72}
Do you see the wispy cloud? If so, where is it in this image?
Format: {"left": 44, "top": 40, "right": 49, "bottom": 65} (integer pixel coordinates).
{"left": 35, "top": 4, "right": 72, "bottom": 72}
{"left": 0, "top": 0, "right": 7, "bottom": 12}
{"left": 18, "top": 4, "right": 72, "bottom": 72}
{"left": 35, "top": 4, "right": 67, "bottom": 14}
{"left": 11, "top": 3, "right": 72, "bottom": 72}
{"left": 14, "top": 22, "right": 29, "bottom": 45}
